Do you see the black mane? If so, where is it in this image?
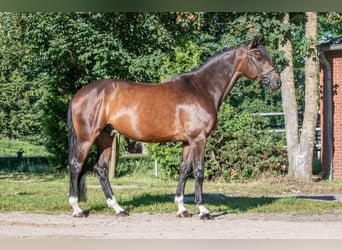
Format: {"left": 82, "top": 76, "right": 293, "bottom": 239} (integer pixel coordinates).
{"left": 171, "top": 38, "right": 269, "bottom": 80}
{"left": 170, "top": 45, "right": 241, "bottom": 80}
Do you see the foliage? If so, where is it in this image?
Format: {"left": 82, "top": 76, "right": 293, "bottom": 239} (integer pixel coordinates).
{"left": 318, "top": 12, "right": 342, "bottom": 39}
{"left": 0, "top": 71, "right": 46, "bottom": 144}
{"left": 1, "top": 12, "right": 341, "bottom": 179}
{"left": 159, "top": 40, "right": 207, "bottom": 81}
{"left": 205, "top": 103, "right": 287, "bottom": 181}
{"left": 115, "top": 158, "right": 157, "bottom": 178}
{"left": 147, "top": 142, "right": 182, "bottom": 179}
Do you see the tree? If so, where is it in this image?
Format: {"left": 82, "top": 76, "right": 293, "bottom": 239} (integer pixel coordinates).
{"left": 280, "top": 12, "right": 319, "bottom": 180}
{"left": 0, "top": 71, "right": 46, "bottom": 143}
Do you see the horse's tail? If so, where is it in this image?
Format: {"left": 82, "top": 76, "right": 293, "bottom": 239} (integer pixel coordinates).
{"left": 67, "top": 101, "right": 87, "bottom": 201}
{"left": 67, "top": 101, "right": 77, "bottom": 166}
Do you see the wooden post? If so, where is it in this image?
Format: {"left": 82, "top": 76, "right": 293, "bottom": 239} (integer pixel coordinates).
{"left": 109, "top": 134, "right": 119, "bottom": 179}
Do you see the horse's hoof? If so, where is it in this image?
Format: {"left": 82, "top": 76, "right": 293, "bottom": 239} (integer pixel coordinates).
{"left": 199, "top": 213, "right": 214, "bottom": 220}
{"left": 73, "top": 212, "right": 85, "bottom": 218}
{"left": 116, "top": 211, "right": 129, "bottom": 217}
{"left": 176, "top": 210, "right": 193, "bottom": 218}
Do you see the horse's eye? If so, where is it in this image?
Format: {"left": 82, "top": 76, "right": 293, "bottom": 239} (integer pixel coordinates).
{"left": 253, "top": 52, "right": 262, "bottom": 60}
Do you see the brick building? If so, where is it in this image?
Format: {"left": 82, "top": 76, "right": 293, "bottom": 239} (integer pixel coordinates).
{"left": 319, "top": 36, "right": 342, "bottom": 180}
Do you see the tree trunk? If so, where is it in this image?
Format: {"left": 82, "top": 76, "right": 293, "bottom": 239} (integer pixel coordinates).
{"left": 280, "top": 12, "right": 318, "bottom": 181}
{"left": 280, "top": 13, "right": 299, "bottom": 177}
{"left": 295, "top": 12, "right": 319, "bottom": 180}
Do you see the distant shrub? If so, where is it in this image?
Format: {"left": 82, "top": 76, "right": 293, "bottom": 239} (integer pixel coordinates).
{"left": 205, "top": 103, "right": 287, "bottom": 181}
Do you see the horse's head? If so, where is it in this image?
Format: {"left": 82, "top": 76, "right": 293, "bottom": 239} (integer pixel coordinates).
{"left": 242, "top": 36, "right": 282, "bottom": 90}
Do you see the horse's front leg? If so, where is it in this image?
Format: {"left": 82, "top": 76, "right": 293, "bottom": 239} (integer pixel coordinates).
{"left": 174, "top": 144, "right": 193, "bottom": 217}
{"left": 194, "top": 164, "right": 213, "bottom": 220}
{"left": 192, "top": 138, "right": 214, "bottom": 220}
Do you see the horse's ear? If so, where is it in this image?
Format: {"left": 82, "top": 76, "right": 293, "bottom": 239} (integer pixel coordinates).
{"left": 247, "top": 36, "right": 264, "bottom": 49}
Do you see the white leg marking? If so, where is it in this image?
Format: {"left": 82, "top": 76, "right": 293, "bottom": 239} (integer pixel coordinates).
{"left": 198, "top": 204, "right": 210, "bottom": 216}
{"left": 174, "top": 195, "right": 187, "bottom": 216}
{"left": 69, "top": 196, "right": 83, "bottom": 216}
{"left": 107, "top": 197, "right": 125, "bottom": 214}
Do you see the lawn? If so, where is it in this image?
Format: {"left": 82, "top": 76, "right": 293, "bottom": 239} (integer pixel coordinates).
{"left": 0, "top": 173, "right": 342, "bottom": 216}
{"left": 0, "top": 138, "right": 50, "bottom": 157}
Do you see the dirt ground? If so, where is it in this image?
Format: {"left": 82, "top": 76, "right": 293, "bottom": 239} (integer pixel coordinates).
{"left": 1, "top": 211, "right": 342, "bottom": 239}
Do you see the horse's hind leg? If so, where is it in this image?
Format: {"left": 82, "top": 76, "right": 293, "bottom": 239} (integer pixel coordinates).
{"left": 94, "top": 131, "right": 128, "bottom": 216}
{"left": 69, "top": 140, "right": 92, "bottom": 217}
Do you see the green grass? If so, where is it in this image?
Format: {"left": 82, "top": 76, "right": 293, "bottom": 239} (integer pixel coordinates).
{"left": 0, "top": 139, "right": 51, "bottom": 173}
{"left": 1, "top": 173, "right": 342, "bottom": 216}
{"left": 0, "top": 138, "right": 50, "bottom": 157}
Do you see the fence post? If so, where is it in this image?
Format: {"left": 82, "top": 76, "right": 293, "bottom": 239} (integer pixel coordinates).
{"left": 109, "top": 134, "right": 119, "bottom": 179}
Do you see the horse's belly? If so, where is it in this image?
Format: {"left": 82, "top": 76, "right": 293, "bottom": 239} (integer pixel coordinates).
{"left": 108, "top": 96, "right": 213, "bottom": 143}
{"left": 110, "top": 110, "right": 180, "bottom": 142}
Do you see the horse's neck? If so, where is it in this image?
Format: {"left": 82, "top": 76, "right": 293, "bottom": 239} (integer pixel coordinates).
{"left": 195, "top": 49, "right": 242, "bottom": 109}
{"left": 218, "top": 71, "right": 241, "bottom": 105}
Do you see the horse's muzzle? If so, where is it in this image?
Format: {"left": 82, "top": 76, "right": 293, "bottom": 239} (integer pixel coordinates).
{"left": 270, "top": 78, "right": 282, "bottom": 90}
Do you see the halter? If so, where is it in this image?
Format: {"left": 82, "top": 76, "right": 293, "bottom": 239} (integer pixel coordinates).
{"left": 244, "top": 48, "right": 276, "bottom": 87}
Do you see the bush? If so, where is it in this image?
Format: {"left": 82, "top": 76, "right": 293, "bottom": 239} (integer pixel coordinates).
{"left": 116, "top": 158, "right": 157, "bottom": 178}
{"left": 147, "top": 142, "right": 182, "bottom": 180}
{"left": 205, "top": 103, "right": 287, "bottom": 181}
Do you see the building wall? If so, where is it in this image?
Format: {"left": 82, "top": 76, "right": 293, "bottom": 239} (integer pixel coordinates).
{"left": 321, "top": 50, "right": 342, "bottom": 179}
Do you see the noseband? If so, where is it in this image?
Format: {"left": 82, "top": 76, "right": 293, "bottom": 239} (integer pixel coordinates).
{"left": 244, "top": 48, "right": 276, "bottom": 87}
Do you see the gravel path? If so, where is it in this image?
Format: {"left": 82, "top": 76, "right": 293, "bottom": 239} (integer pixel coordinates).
{"left": 1, "top": 211, "right": 342, "bottom": 239}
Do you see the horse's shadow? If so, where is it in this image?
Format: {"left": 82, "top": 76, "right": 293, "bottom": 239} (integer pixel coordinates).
{"left": 83, "top": 192, "right": 340, "bottom": 218}
{"left": 85, "top": 192, "right": 279, "bottom": 218}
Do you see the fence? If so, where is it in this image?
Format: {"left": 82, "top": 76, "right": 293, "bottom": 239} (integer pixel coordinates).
{"left": 258, "top": 112, "right": 321, "bottom": 159}
{"left": 108, "top": 134, "right": 158, "bottom": 178}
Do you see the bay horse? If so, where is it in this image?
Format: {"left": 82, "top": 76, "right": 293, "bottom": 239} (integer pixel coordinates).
{"left": 68, "top": 36, "right": 281, "bottom": 219}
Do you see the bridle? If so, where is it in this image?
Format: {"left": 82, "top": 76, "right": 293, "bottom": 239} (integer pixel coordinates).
{"left": 244, "top": 48, "right": 276, "bottom": 87}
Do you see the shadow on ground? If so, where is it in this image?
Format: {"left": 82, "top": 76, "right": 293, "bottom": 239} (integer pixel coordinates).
{"left": 84, "top": 191, "right": 342, "bottom": 217}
